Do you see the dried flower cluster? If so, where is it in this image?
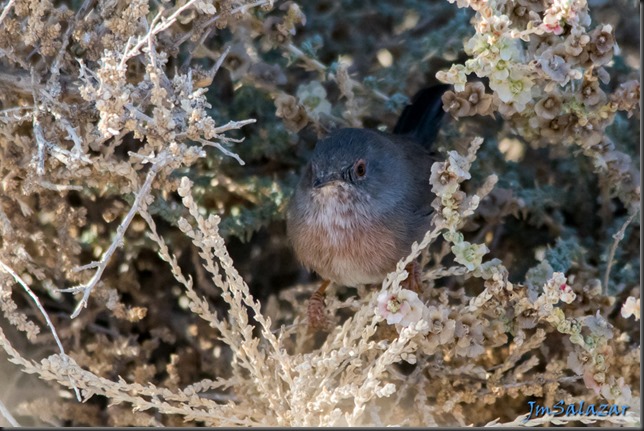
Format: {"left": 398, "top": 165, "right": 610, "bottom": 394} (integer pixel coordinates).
{"left": 437, "top": 0, "right": 640, "bottom": 211}
{"left": 0, "top": 0, "right": 640, "bottom": 427}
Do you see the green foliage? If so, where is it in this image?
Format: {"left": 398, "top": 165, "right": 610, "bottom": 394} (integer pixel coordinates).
{"left": 545, "top": 236, "right": 585, "bottom": 273}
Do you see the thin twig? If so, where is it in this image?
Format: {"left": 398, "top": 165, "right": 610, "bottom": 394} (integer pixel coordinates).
{"left": 209, "top": 44, "right": 231, "bottom": 81}
{"left": 51, "top": 114, "right": 84, "bottom": 157}
{"left": 603, "top": 209, "right": 639, "bottom": 294}
{"left": 285, "top": 43, "right": 390, "bottom": 102}
{"left": 60, "top": 152, "right": 169, "bottom": 318}
{"left": 0, "top": 203, "right": 14, "bottom": 237}
{"left": 122, "top": 0, "right": 200, "bottom": 64}
{"left": 212, "top": 118, "right": 256, "bottom": 134}
{"left": 0, "top": 260, "right": 81, "bottom": 401}
{"left": 32, "top": 116, "right": 47, "bottom": 176}
{"left": 71, "top": 261, "right": 100, "bottom": 273}
{"left": 197, "top": 138, "right": 246, "bottom": 166}
{"left": 190, "top": 118, "right": 256, "bottom": 166}
{"left": 37, "top": 180, "right": 83, "bottom": 192}
{"left": 216, "top": 135, "right": 245, "bottom": 144}
{"left": 0, "top": 0, "right": 16, "bottom": 28}
{"left": 0, "top": 397, "right": 20, "bottom": 427}
{"left": 174, "top": 0, "right": 271, "bottom": 47}
{"left": 28, "top": 72, "right": 91, "bottom": 170}
{"left": 422, "top": 265, "right": 468, "bottom": 281}
{"left": 49, "top": 0, "right": 96, "bottom": 80}
{"left": 285, "top": 43, "right": 327, "bottom": 73}
{"left": 30, "top": 70, "right": 47, "bottom": 176}
{"left": 0, "top": 106, "right": 33, "bottom": 116}
{"left": 125, "top": 104, "right": 155, "bottom": 124}
{"left": 45, "top": 141, "right": 91, "bottom": 165}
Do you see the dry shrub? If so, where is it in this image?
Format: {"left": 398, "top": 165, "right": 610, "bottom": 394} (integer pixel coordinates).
{"left": 0, "top": 0, "right": 640, "bottom": 426}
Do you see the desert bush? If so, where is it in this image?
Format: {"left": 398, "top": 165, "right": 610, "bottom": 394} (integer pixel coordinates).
{"left": 0, "top": 0, "right": 640, "bottom": 426}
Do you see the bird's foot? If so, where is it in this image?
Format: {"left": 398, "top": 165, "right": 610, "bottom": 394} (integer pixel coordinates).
{"left": 401, "top": 261, "right": 423, "bottom": 294}
{"left": 308, "top": 280, "right": 330, "bottom": 332}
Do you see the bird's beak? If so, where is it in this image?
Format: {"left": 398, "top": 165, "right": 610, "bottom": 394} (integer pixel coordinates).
{"left": 313, "top": 172, "right": 341, "bottom": 189}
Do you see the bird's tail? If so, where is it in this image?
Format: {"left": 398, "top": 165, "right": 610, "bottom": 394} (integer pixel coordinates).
{"left": 393, "top": 84, "right": 451, "bottom": 149}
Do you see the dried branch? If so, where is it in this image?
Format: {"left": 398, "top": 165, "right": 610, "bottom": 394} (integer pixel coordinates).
{"left": 0, "top": 397, "right": 20, "bottom": 427}
{"left": 0, "top": 0, "right": 16, "bottom": 28}
{"left": 31, "top": 115, "right": 47, "bottom": 177}
{"left": 0, "top": 259, "right": 81, "bottom": 401}
{"left": 603, "top": 209, "right": 639, "bottom": 294}
{"left": 197, "top": 138, "right": 246, "bottom": 166}
{"left": 285, "top": 43, "right": 390, "bottom": 102}
{"left": 121, "top": 0, "right": 201, "bottom": 65}
{"left": 57, "top": 152, "right": 170, "bottom": 318}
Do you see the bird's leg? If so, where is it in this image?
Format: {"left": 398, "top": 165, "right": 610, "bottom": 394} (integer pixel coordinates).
{"left": 308, "top": 279, "right": 330, "bottom": 332}
{"left": 402, "top": 260, "right": 423, "bottom": 293}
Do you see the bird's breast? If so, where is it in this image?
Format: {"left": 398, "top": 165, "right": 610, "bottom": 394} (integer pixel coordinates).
{"left": 289, "top": 185, "right": 402, "bottom": 286}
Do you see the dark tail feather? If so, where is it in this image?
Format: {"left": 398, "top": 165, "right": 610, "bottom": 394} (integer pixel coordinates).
{"left": 393, "top": 84, "right": 451, "bottom": 148}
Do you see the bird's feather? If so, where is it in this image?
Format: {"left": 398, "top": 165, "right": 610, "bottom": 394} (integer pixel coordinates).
{"left": 393, "top": 84, "right": 451, "bottom": 149}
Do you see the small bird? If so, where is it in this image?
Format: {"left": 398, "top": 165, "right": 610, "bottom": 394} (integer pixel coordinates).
{"left": 287, "top": 84, "right": 450, "bottom": 329}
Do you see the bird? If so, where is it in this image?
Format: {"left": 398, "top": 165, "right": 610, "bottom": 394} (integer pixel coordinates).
{"left": 286, "top": 84, "right": 451, "bottom": 330}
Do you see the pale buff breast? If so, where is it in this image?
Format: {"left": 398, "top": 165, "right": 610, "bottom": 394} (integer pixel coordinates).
{"left": 289, "top": 183, "right": 402, "bottom": 286}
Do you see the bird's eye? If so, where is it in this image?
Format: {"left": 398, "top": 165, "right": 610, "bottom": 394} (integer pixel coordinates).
{"left": 354, "top": 159, "right": 367, "bottom": 178}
